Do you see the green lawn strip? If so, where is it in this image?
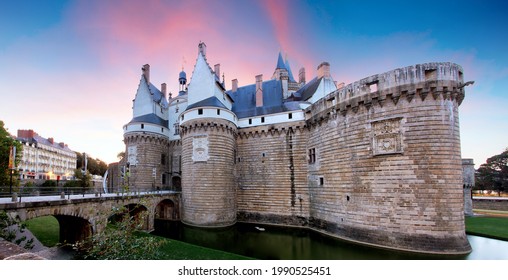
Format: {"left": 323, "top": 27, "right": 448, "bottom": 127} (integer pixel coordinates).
{"left": 465, "top": 216, "right": 508, "bottom": 241}
{"left": 24, "top": 216, "right": 60, "bottom": 247}
{"left": 134, "top": 231, "right": 253, "bottom": 260}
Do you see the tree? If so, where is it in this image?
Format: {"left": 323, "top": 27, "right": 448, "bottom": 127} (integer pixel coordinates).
{"left": 76, "top": 152, "right": 108, "bottom": 176}
{"left": 74, "top": 204, "right": 167, "bottom": 260}
{"left": 117, "top": 151, "right": 125, "bottom": 161}
{"left": 0, "top": 211, "right": 34, "bottom": 250}
{"left": 475, "top": 148, "right": 508, "bottom": 196}
{"left": 0, "top": 120, "right": 22, "bottom": 187}
{"left": 74, "top": 168, "right": 92, "bottom": 192}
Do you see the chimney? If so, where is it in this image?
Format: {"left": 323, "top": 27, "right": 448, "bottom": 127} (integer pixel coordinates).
{"left": 198, "top": 41, "right": 207, "bottom": 58}
{"left": 299, "top": 67, "right": 306, "bottom": 84}
{"left": 214, "top": 64, "right": 220, "bottom": 79}
{"left": 17, "top": 129, "right": 35, "bottom": 139}
{"left": 255, "top": 74, "right": 263, "bottom": 107}
{"left": 142, "top": 64, "right": 150, "bottom": 83}
{"left": 48, "top": 137, "right": 54, "bottom": 145}
{"left": 161, "top": 83, "right": 167, "bottom": 99}
{"left": 232, "top": 79, "right": 238, "bottom": 92}
{"left": 59, "top": 142, "right": 65, "bottom": 148}
{"left": 317, "top": 62, "right": 330, "bottom": 79}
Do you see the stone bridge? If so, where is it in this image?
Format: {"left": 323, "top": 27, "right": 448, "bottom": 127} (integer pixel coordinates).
{"left": 0, "top": 191, "right": 181, "bottom": 244}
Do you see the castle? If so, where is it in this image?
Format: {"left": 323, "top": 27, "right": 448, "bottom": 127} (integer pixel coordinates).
{"left": 119, "top": 42, "right": 472, "bottom": 255}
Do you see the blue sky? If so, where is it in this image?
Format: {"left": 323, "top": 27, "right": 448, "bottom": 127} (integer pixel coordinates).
{"left": 0, "top": 0, "right": 507, "bottom": 166}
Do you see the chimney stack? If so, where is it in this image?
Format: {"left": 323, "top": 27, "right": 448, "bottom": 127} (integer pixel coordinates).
{"left": 232, "top": 79, "right": 238, "bottom": 92}
{"left": 198, "top": 41, "right": 207, "bottom": 58}
{"left": 317, "top": 62, "right": 330, "bottom": 79}
{"left": 17, "top": 129, "right": 35, "bottom": 139}
{"left": 255, "top": 75, "right": 263, "bottom": 107}
{"left": 161, "top": 83, "right": 167, "bottom": 99}
{"left": 214, "top": 64, "right": 220, "bottom": 79}
{"left": 142, "top": 64, "right": 150, "bottom": 83}
{"left": 48, "top": 138, "right": 54, "bottom": 145}
{"left": 299, "top": 67, "right": 306, "bottom": 84}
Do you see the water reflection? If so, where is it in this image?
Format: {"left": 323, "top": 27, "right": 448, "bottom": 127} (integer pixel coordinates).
{"left": 466, "top": 235, "right": 508, "bottom": 260}
{"left": 153, "top": 220, "right": 508, "bottom": 260}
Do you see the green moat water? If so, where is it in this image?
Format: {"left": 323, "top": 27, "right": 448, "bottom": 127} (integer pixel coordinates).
{"left": 153, "top": 220, "right": 508, "bottom": 260}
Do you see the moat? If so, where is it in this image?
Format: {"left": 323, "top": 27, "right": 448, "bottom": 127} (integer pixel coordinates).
{"left": 153, "top": 220, "right": 508, "bottom": 260}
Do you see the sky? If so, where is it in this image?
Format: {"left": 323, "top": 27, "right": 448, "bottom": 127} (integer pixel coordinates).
{"left": 0, "top": 0, "right": 507, "bottom": 167}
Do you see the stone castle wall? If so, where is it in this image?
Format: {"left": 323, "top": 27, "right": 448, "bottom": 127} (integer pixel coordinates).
{"left": 124, "top": 132, "right": 170, "bottom": 192}
{"left": 157, "top": 62, "right": 471, "bottom": 254}
{"left": 180, "top": 118, "right": 237, "bottom": 227}
{"left": 303, "top": 62, "right": 470, "bottom": 254}
{"left": 236, "top": 122, "right": 309, "bottom": 225}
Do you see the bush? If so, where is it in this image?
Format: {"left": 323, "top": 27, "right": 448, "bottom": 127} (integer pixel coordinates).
{"left": 74, "top": 205, "right": 167, "bottom": 260}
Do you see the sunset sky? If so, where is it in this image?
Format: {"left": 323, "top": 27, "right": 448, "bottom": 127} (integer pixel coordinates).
{"left": 1, "top": 0, "right": 507, "bottom": 167}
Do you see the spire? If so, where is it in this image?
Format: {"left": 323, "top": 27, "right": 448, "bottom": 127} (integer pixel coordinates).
{"left": 285, "top": 58, "right": 296, "bottom": 83}
{"left": 276, "top": 51, "right": 286, "bottom": 69}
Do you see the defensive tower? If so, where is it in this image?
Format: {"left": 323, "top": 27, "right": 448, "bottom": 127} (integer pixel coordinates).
{"left": 179, "top": 43, "right": 238, "bottom": 227}
{"left": 123, "top": 64, "right": 170, "bottom": 191}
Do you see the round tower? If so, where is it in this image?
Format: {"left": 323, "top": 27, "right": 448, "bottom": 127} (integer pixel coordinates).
{"left": 179, "top": 108, "right": 237, "bottom": 227}
{"left": 122, "top": 64, "right": 170, "bottom": 192}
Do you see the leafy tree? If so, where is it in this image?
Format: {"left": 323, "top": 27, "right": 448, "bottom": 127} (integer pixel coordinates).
{"left": 0, "top": 211, "right": 34, "bottom": 250}
{"left": 76, "top": 152, "right": 108, "bottom": 176}
{"left": 0, "top": 120, "right": 22, "bottom": 187}
{"left": 475, "top": 148, "right": 508, "bottom": 196}
{"left": 74, "top": 204, "right": 167, "bottom": 260}
{"left": 117, "top": 151, "right": 125, "bottom": 161}
{"left": 74, "top": 168, "right": 92, "bottom": 192}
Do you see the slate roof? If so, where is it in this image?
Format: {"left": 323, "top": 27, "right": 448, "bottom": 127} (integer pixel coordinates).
{"left": 141, "top": 75, "right": 168, "bottom": 109}
{"left": 228, "top": 79, "right": 304, "bottom": 118}
{"left": 186, "top": 96, "right": 228, "bottom": 110}
{"left": 16, "top": 135, "right": 75, "bottom": 153}
{"left": 127, "top": 113, "right": 169, "bottom": 128}
{"left": 293, "top": 77, "right": 322, "bottom": 101}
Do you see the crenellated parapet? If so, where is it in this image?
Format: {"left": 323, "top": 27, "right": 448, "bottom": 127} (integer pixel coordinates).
{"left": 180, "top": 119, "right": 237, "bottom": 138}
{"left": 305, "top": 62, "right": 467, "bottom": 126}
{"left": 124, "top": 132, "right": 170, "bottom": 146}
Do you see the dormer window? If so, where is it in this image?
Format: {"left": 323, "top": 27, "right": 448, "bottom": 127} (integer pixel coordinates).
{"left": 198, "top": 109, "right": 203, "bottom": 115}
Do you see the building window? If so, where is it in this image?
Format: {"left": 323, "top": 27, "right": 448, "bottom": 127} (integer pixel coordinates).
{"left": 141, "top": 124, "right": 145, "bottom": 129}
{"left": 198, "top": 109, "right": 203, "bottom": 115}
{"left": 161, "top": 127, "right": 164, "bottom": 132}
{"left": 308, "top": 148, "right": 316, "bottom": 164}
{"left": 288, "top": 113, "right": 292, "bottom": 119}
{"left": 181, "top": 115, "right": 184, "bottom": 121}
{"left": 161, "top": 154, "right": 166, "bottom": 165}
{"left": 249, "top": 119, "right": 252, "bottom": 125}
{"left": 174, "top": 123, "right": 180, "bottom": 135}
{"left": 319, "top": 177, "right": 324, "bottom": 186}
{"left": 162, "top": 174, "right": 166, "bottom": 185}
{"left": 261, "top": 117, "right": 265, "bottom": 123}
{"left": 217, "top": 109, "right": 221, "bottom": 115}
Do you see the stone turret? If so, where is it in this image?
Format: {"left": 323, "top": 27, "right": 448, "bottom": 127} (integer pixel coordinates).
{"left": 179, "top": 42, "right": 238, "bottom": 227}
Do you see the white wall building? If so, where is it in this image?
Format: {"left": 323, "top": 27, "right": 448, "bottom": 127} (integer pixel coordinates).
{"left": 16, "top": 130, "right": 77, "bottom": 180}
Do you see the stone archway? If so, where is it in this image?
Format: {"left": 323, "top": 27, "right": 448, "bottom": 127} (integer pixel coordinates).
{"left": 155, "top": 199, "right": 179, "bottom": 220}
{"left": 53, "top": 215, "right": 93, "bottom": 244}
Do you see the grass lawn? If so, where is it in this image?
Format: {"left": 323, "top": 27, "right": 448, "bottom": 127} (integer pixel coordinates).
{"left": 24, "top": 216, "right": 250, "bottom": 259}
{"left": 135, "top": 231, "right": 252, "bottom": 260}
{"left": 465, "top": 216, "right": 508, "bottom": 241}
{"left": 24, "top": 216, "right": 60, "bottom": 247}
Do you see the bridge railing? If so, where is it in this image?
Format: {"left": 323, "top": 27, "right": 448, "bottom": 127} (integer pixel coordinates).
{"left": 0, "top": 185, "right": 103, "bottom": 200}
{"left": 0, "top": 185, "right": 178, "bottom": 202}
